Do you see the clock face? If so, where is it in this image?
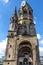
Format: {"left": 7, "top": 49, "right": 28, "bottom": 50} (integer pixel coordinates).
{"left": 21, "top": 1, "right": 26, "bottom": 7}
{"left": 22, "top": 3, "right": 25, "bottom": 7}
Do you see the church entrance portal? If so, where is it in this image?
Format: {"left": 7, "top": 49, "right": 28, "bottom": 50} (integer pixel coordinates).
{"left": 17, "top": 41, "right": 33, "bottom": 65}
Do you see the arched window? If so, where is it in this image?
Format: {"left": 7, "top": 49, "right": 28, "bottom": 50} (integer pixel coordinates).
{"left": 8, "top": 62, "right": 10, "bottom": 64}
{"left": 10, "top": 45, "right": 12, "bottom": 48}
{"left": 19, "top": 41, "right": 32, "bottom": 47}
{"left": 29, "top": 11, "right": 32, "bottom": 15}
{"left": 11, "top": 33, "right": 14, "bottom": 36}
{"left": 8, "top": 54, "right": 10, "bottom": 58}
{"left": 23, "top": 7, "right": 27, "bottom": 14}
{"left": 23, "top": 10, "right": 27, "bottom": 14}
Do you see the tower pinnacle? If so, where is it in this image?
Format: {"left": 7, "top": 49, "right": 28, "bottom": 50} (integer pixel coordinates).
{"left": 14, "top": 7, "right": 17, "bottom": 16}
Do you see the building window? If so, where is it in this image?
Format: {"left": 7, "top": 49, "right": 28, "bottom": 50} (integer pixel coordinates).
{"left": 9, "top": 54, "right": 10, "bottom": 58}
{"left": 11, "top": 33, "right": 14, "bottom": 37}
{"left": 8, "top": 62, "right": 10, "bottom": 64}
{"left": 19, "top": 12, "right": 22, "bottom": 16}
{"left": 29, "top": 62, "right": 32, "bottom": 65}
{"left": 10, "top": 45, "right": 12, "bottom": 48}
{"left": 23, "top": 7, "right": 27, "bottom": 14}
{"left": 19, "top": 62, "right": 22, "bottom": 65}
{"left": 11, "top": 33, "right": 13, "bottom": 36}
{"left": 29, "top": 11, "right": 32, "bottom": 15}
{"left": 23, "top": 10, "right": 27, "bottom": 14}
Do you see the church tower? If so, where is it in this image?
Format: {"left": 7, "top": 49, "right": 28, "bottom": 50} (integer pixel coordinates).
{"left": 3, "top": 1, "right": 40, "bottom": 65}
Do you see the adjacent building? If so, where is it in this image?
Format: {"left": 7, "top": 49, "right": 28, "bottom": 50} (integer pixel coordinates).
{"left": 40, "top": 56, "right": 43, "bottom": 65}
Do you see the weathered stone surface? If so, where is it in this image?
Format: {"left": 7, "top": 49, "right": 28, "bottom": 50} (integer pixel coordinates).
{"left": 3, "top": 1, "right": 40, "bottom": 65}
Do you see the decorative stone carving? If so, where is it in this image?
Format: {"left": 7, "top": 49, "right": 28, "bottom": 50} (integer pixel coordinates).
{"left": 17, "top": 24, "right": 30, "bottom": 35}
{"left": 17, "top": 24, "right": 25, "bottom": 35}
{"left": 30, "top": 24, "right": 36, "bottom": 36}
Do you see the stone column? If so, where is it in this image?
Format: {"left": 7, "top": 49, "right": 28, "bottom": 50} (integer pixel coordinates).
{"left": 32, "top": 46, "right": 36, "bottom": 65}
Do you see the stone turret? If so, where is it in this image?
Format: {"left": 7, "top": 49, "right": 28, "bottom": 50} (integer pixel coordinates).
{"left": 9, "top": 7, "right": 18, "bottom": 31}
{"left": 17, "top": 1, "right": 36, "bottom": 36}
{"left": 18, "top": 0, "right": 33, "bottom": 23}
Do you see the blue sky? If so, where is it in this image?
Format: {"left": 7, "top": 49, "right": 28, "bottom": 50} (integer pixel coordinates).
{"left": 0, "top": 0, "right": 43, "bottom": 58}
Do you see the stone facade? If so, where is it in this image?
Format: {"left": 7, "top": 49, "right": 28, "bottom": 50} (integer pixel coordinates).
{"left": 3, "top": 1, "right": 40, "bottom": 65}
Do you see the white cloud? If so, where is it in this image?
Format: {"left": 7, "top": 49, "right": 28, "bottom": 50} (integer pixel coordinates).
{"left": 37, "top": 34, "right": 41, "bottom": 40}
{"left": 39, "top": 47, "right": 43, "bottom": 56}
{"left": 39, "top": 47, "right": 43, "bottom": 52}
{"left": 0, "top": 0, "right": 9, "bottom": 4}
{"left": 0, "top": 38, "right": 7, "bottom": 58}
{"left": 4, "top": 0, "right": 9, "bottom": 4}
{"left": 34, "top": 20, "right": 36, "bottom": 24}
{"left": 40, "top": 39, "right": 43, "bottom": 44}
